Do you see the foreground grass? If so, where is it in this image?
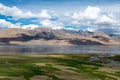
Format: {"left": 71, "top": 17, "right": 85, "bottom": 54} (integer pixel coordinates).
{"left": 0, "top": 54, "right": 119, "bottom": 80}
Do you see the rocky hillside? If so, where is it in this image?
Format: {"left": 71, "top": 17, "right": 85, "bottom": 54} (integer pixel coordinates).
{"left": 0, "top": 28, "right": 119, "bottom": 45}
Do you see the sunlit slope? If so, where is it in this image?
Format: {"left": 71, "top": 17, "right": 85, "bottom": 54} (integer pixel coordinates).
{"left": 0, "top": 28, "right": 119, "bottom": 45}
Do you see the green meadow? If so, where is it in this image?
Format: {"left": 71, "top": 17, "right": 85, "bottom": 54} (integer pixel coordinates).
{"left": 0, "top": 54, "right": 119, "bottom": 80}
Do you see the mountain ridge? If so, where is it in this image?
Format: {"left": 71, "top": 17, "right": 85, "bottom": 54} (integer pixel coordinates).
{"left": 0, "top": 28, "right": 119, "bottom": 45}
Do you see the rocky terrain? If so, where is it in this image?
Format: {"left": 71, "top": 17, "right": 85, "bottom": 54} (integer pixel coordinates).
{"left": 0, "top": 28, "right": 119, "bottom": 45}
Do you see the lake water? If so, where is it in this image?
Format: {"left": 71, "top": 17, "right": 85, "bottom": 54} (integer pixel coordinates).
{"left": 0, "top": 45, "right": 120, "bottom": 54}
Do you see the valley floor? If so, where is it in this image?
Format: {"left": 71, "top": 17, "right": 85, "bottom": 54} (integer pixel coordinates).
{"left": 0, "top": 54, "right": 120, "bottom": 80}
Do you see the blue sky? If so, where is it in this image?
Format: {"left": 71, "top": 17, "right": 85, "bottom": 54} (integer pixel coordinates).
{"left": 1, "top": 0, "right": 120, "bottom": 12}
{"left": 0, "top": 0, "right": 120, "bottom": 34}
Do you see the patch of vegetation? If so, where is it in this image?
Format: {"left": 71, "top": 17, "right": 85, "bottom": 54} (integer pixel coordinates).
{"left": 108, "top": 55, "right": 120, "bottom": 62}
{"left": 0, "top": 54, "right": 119, "bottom": 80}
{"left": 53, "top": 58, "right": 103, "bottom": 68}
{"left": 47, "top": 75, "right": 66, "bottom": 80}
{"left": 0, "top": 78, "right": 11, "bottom": 80}
{"left": 68, "top": 66, "right": 117, "bottom": 80}
{"left": 115, "top": 71, "right": 120, "bottom": 76}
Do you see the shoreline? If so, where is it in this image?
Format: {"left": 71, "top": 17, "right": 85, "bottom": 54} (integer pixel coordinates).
{"left": 0, "top": 52, "right": 120, "bottom": 55}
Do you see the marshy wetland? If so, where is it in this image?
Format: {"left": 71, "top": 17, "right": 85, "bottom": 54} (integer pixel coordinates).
{"left": 0, "top": 54, "right": 120, "bottom": 80}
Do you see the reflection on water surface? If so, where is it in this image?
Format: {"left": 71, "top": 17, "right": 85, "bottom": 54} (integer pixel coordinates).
{"left": 0, "top": 45, "right": 119, "bottom": 54}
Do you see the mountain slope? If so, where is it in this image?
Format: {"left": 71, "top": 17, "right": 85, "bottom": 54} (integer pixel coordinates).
{"left": 0, "top": 28, "right": 119, "bottom": 45}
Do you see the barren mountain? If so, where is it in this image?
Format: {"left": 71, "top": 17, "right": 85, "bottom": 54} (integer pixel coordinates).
{"left": 0, "top": 28, "right": 119, "bottom": 45}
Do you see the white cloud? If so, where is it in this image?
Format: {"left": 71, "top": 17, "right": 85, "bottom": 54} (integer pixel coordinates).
{"left": 0, "top": 3, "right": 33, "bottom": 19}
{"left": 38, "top": 9, "right": 51, "bottom": 19}
{"left": 63, "top": 6, "right": 120, "bottom": 34}
{"left": 64, "top": 13, "right": 70, "bottom": 16}
{"left": 95, "top": 15, "right": 117, "bottom": 25}
{"left": 0, "top": 19, "right": 20, "bottom": 28}
{"left": 71, "top": 6, "right": 100, "bottom": 20}
{"left": 86, "top": 28, "right": 95, "bottom": 32}
{"left": 0, "top": 3, "right": 120, "bottom": 34}
{"left": 83, "top": 6, "right": 100, "bottom": 19}
{"left": 0, "top": 19, "right": 63, "bottom": 30}
{"left": 21, "top": 24, "right": 39, "bottom": 29}
{"left": 40, "top": 19, "right": 63, "bottom": 29}
{"left": 40, "top": 19, "right": 52, "bottom": 27}
{"left": 0, "top": 19, "right": 40, "bottom": 29}
{"left": 68, "top": 6, "right": 117, "bottom": 25}
{"left": 0, "top": 3, "right": 51, "bottom": 20}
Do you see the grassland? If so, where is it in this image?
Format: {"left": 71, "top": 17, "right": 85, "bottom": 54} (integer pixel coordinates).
{"left": 0, "top": 54, "right": 119, "bottom": 80}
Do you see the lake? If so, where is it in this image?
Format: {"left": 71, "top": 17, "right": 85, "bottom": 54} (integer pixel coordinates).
{"left": 0, "top": 45, "right": 120, "bottom": 54}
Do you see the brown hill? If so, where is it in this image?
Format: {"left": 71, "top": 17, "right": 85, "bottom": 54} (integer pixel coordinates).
{"left": 0, "top": 28, "right": 119, "bottom": 45}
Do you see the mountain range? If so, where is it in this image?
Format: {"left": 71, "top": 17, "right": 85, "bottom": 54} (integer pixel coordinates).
{"left": 0, "top": 28, "right": 119, "bottom": 45}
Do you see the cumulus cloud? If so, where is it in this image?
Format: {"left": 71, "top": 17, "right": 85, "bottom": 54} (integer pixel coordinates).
{"left": 0, "top": 19, "right": 41, "bottom": 29}
{"left": 63, "top": 6, "right": 120, "bottom": 34}
{"left": 0, "top": 19, "right": 63, "bottom": 30}
{"left": 40, "top": 19, "right": 63, "bottom": 29}
{"left": 0, "top": 3, "right": 51, "bottom": 20}
{"left": 72, "top": 6, "right": 101, "bottom": 20}
{"left": 0, "top": 3, "right": 120, "bottom": 34}
{"left": 38, "top": 9, "right": 51, "bottom": 19}
{"left": 21, "top": 24, "right": 39, "bottom": 29}
{"left": 95, "top": 15, "right": 117, "bottom": 25}
{"left": 0, "top": 3, "right": 33, "bottom": 19}
{"left": 0, "top": 19, "right": 20, "bottom": 28}
{"left": 40, "top": 19, "right": 51, "bottom": 27}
